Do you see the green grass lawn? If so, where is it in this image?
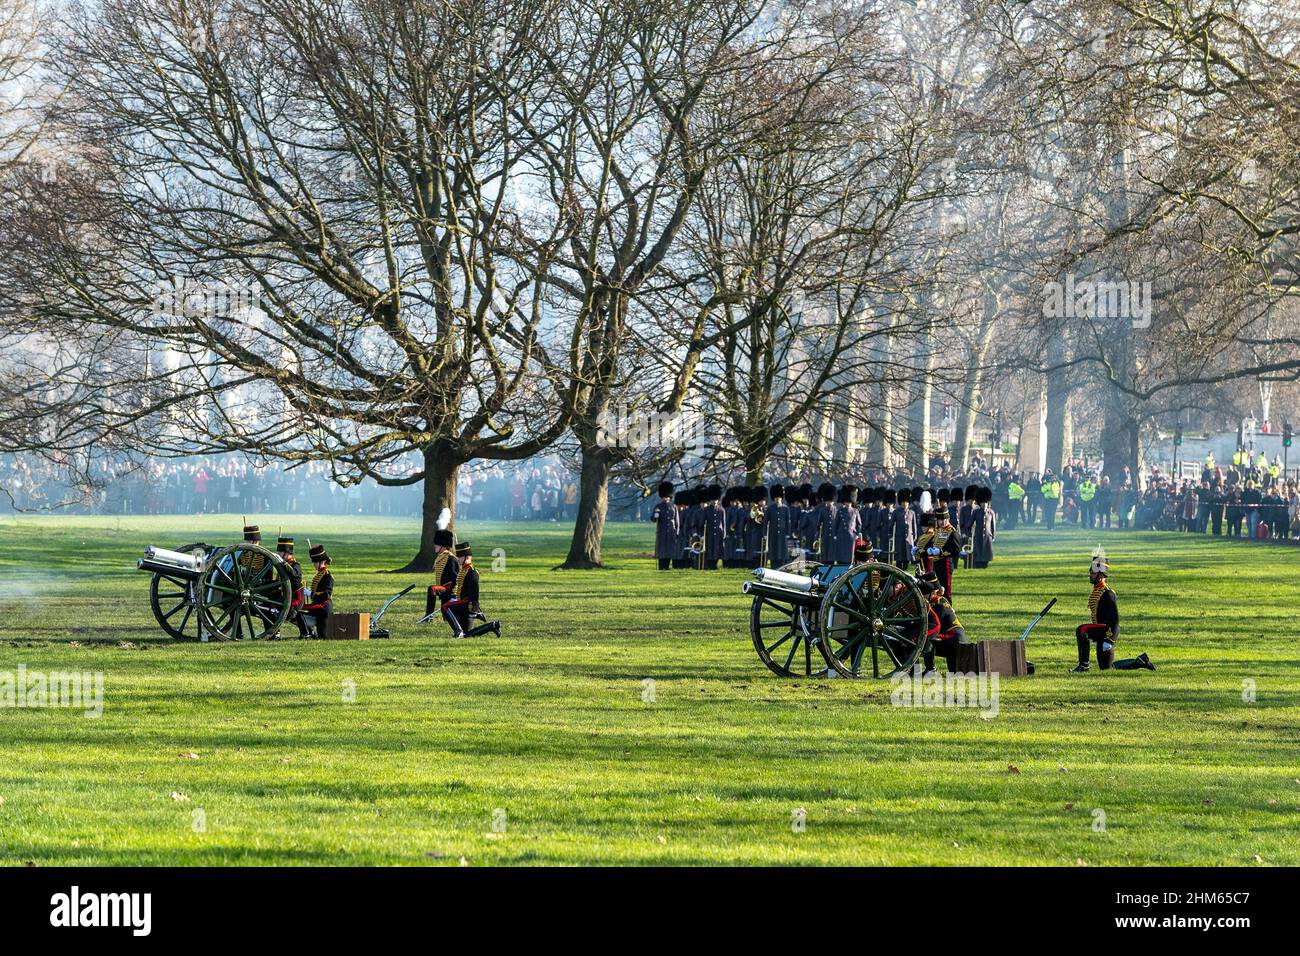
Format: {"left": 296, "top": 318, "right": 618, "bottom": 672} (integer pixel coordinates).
{"left": 0, "top": 513, "right": 1296, "bottom": 865}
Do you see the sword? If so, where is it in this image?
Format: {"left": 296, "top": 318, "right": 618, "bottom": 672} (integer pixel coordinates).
{"left": 1018, "top": 598, "right": 1057, "bottom": 642}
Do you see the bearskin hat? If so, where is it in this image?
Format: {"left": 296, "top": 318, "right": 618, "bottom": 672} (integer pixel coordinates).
{"left": 708, "top": 484, "right": 722, "bottom": 501}
{"left": 883, "top": 488, "right": 898, "bottom": 505}
{"left": 837, "top": 485, "right": 856, "bottom": 504}
{"left": 771, "top": 483, "right": 785, "bottom": 499}
{"left": 978, "top": 486, "right": 993, "bottom": 504}
{"left": 658, "top": 480, "right": 674, "bottom": 498}
{"left": 799, "top": 483, "right": 814, "bottom": 502}
{"left": 433, "top": 529, "right": 455, "bottom": 548}
{"left": 937, "top": 488, "right": 950, "bottom": 504}
{"left": 966, "top": 484, "right": 980, "bottom": 501}
{"left": 818, "top": 481, "right": 836, "bottom": 502}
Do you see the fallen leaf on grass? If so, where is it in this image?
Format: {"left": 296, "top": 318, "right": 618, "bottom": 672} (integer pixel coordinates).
{"left": 1202, "top": 799, "right": 1215, "bottom": 806}
{"left": 178, "top": 752, "right": 199, "bottom": 760}
{"left": 68, "top": 641, "right": 81, "bottom": 648}
{"left": 118, "top": 641, "right": 137, "bottom": 649}
{"left": 1064, "top": 803, "right": 1075, "bottom": 811}
{"left": 1006, "top": 764, "right": 1021, "bottom": 775}
{"left": 170, "top": 792, "right": 189, "bottom": 802}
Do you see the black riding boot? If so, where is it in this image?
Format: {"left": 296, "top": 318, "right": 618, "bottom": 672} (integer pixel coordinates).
{"left": 1097, "top": 645, "right": 1115, "bottom": 670}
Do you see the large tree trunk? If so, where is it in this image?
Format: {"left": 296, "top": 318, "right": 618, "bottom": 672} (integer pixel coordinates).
{"left": 950, "top": 292, "right": 999, "bottom": 470}
{"left": 560, "top": 441, "right": 612, "bottom": 569}
{"left": 397, "top": 441, "right": 462, "bottom": 573}
{"left": 1045, "top": 334, "right": 1074, "bottom": 475}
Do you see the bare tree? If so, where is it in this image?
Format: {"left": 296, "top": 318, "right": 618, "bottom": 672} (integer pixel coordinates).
{"left": 0, "top": 0, "right": 579, "bottom": 567}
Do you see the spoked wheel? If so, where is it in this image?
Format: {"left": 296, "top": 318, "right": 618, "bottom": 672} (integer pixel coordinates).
{"left": 199, "top": 544, "right": 291, "bottom": 641}
{"left": 818, "top": 562, "right": 927, "bottom": 678}
{"left": 148, "top": 543, "right": 210, "bottom": 641}
{"left": 749, "top": 558, "right": 825, "bottom": 677}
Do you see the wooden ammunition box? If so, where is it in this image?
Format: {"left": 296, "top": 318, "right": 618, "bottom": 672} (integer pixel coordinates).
{"left": 325, "top": 612, "right": 371, "bottom": 640}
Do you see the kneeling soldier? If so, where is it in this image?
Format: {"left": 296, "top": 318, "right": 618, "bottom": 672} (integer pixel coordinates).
{"left": 917, "top": 570, "right": 965, "bottom": 674}
{"left": 302, "top": 544, "right": 334, "bottom": 638}
{"left": 441, "top": 542, "right": 501, "bottom": 638}
{"left": 420, "top": 527, "right": 460, "bottom": 622}
{"left": 1073, "top": 548, "right": 1154, "bottom": 672}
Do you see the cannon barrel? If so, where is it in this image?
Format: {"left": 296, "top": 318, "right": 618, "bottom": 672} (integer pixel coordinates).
{"left": 742, "top": 579, "right": 823, "bottom": 607}
{"left": 751, "top": 567, "right": 818, "bottom": 592}
{"left": 137, "top": 545, "right": 204, "bottom": 578}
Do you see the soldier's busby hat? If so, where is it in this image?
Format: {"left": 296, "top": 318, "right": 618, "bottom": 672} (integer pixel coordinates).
{"left": 837, "top": 485, "right": 856, "bottom": 504}
{"left": 897, "top": 488, "right": 910, "bottom": 504}
{"left": 658, "top": 480, "right": 674, "bottom": 498}
{"left": 883, "top": 488, "right": 898, "bottom": 505}
{"left": 911, "top": 486, "right": 923, "bottom": 501}
{"left": 243, "top": 523, "right": 261, "bottom": 542}
{"left": 455, "top": 541, "right": 472, "bottom": 558}
{"left": 708, "top": 484, "right": 722, "bottom": 501}
{"left": 755, "top": 484, "right": 769, "bottom": 501}
{"left": 978, "top": 486, "right": 993, "bottom": 504}
{"left": 917, "top": 569, "right": 943, "bottom": 596}
{"left": 853, "top": 538, "right": 872, "bottom": 562}
{"left": 276, "top": 535, "right": 294, "bottom": 553}
{"left": 936, "top": 488, "right": 950, "bottom": 504}
{"left": 1090, "top": 545, "right": 1109, "bottom": 576}
{"left": 771, "top": 483, "right": 785, "bottom": 498}
{"left": 308, "top": 543, "right": 330, "bottom": 564}
{"left": 433, "top": 529, "right": 455, "bottom": 548}
{"left": 673, "top": 490, "right": 687, "bottom": 506}
{"left": 949, "top": 486, "right": 963, "bottom": 502}
{"left": 966, "top": 484, "right": 980, "bottom": 501}
{"left": 818, "top": 482, "right": 836, "bottom": 501}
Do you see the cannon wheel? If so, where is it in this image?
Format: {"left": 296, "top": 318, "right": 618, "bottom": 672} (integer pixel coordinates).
{"left": 148, "top": 542, "right": 210, "bottom": 641}
{"left": 198, "top": 543, "right": 291, "bottom": 641}
{"left": 750, "top": 559, "right": 825, "bottom": 677}
{"left": 817, "top": 561, "right": 927, "bottom": 679}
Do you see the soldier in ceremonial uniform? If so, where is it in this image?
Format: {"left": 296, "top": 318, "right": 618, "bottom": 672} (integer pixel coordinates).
{"left": 829, "top": 485, "right": 861, "bottom": 565}
{"left": 420, "top": 526, "right": 461, "bottom": 621}
{"left": 745, "top": 486, "right": 767, "bottom": 568}
{"left": 917, "top": 569, "right": 965, "bottom": 674}
{"left": 440, "top": 542, "right": 501, "bottom": 638}
{"left": 701, "top": 485, "right": 726, "bottom": 569}
{"left": 239, "top": 522, "right": 268, "bottom": 576}
{"left": 959, "top": 486, "right": 977, "bottom": 539}
{"left": 1072, "top": 549, "right": 1154, "bottom": 672}
{"left": 764, "top": 484, "right": 792, "bottom": 567}
{"left": 275, "top": 535, "right": 306, "bottom": 638}
{"left": 971, "top": 487, "right": 996, "bottom": 568}
{"left": 914, "top": 492, "right": 964, "bottom": 605}
{"left": 671, "top": 488, "right": 693, "bottom": 568}
{"left": 814, "top": 482, "right": 838, "bottom": 563}
{"left": 651, "top": 480, "right": 679, "bottom": 570}
{"left": 302, "top": 543, "right": 334, "bottom": 638}
{"left": 797, "top": 484, "right": 820, "bottom": 558}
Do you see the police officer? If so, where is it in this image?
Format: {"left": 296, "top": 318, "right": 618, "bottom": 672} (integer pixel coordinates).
{"left": 1005, "top": 475, "right": 1024, "bottom": 529}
